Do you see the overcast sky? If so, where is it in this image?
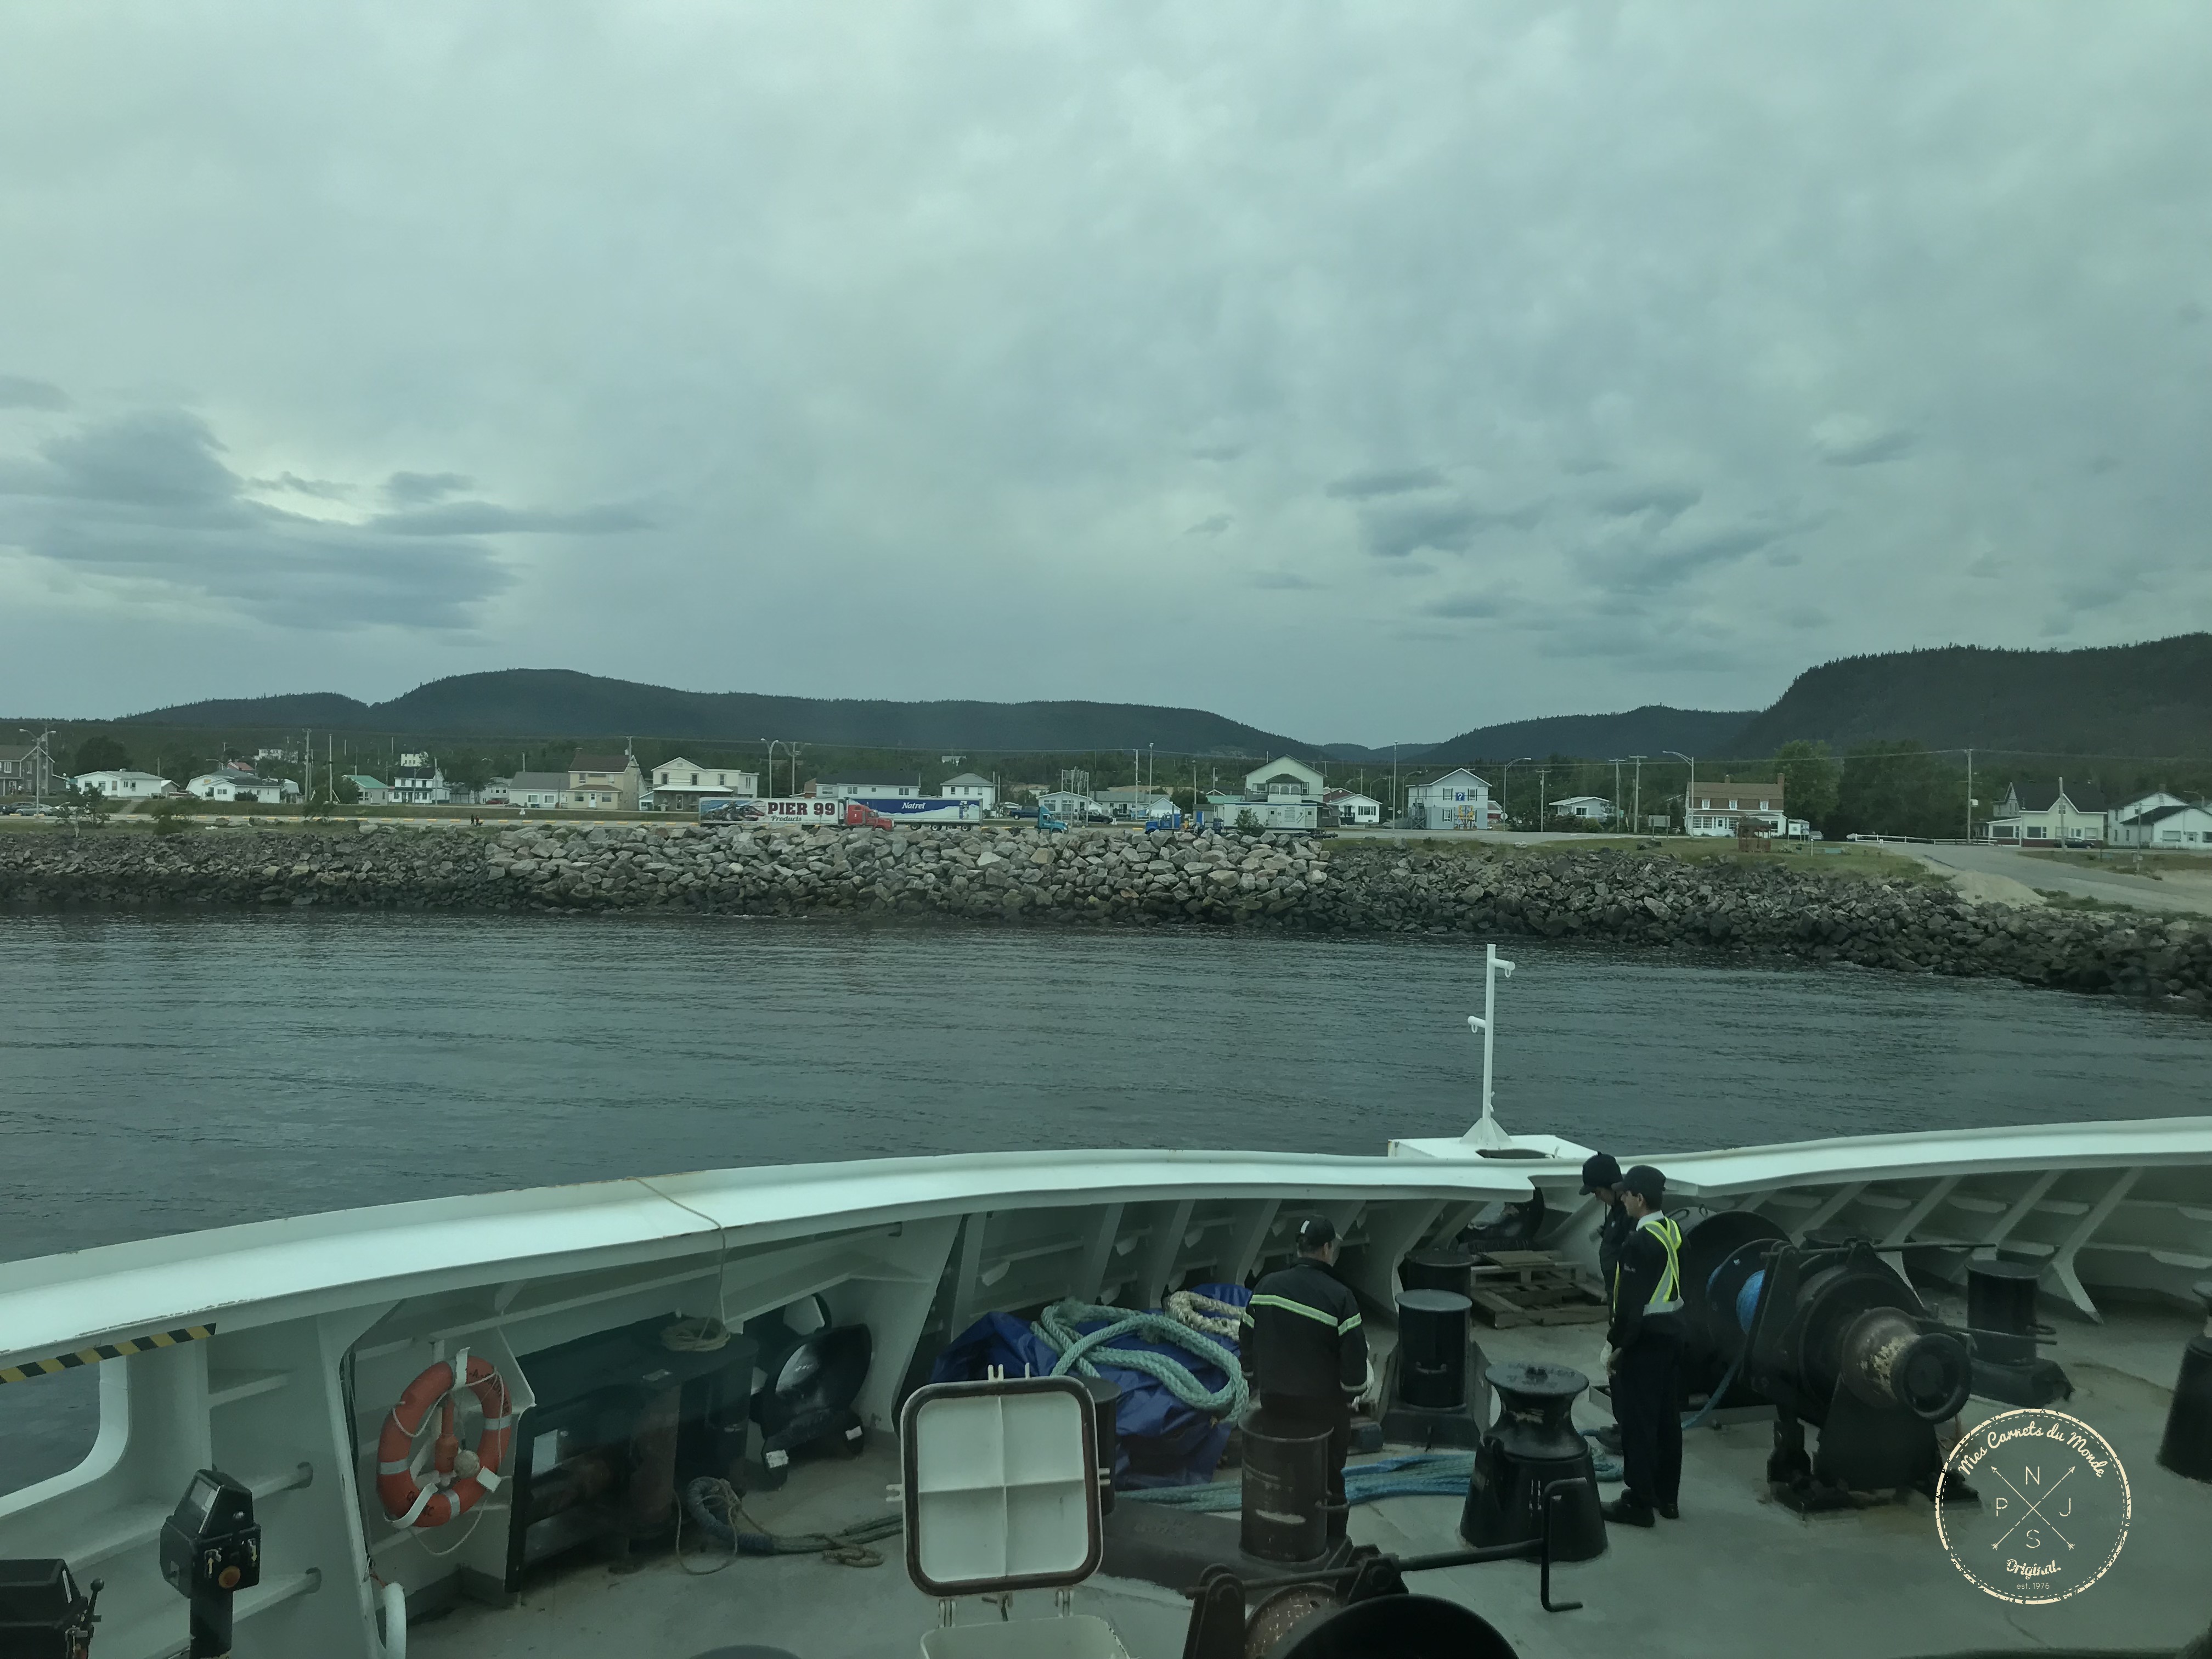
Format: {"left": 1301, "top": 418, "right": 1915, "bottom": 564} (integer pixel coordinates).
{"left": 2, "top": 4, "right": 2206, "bottom": 744}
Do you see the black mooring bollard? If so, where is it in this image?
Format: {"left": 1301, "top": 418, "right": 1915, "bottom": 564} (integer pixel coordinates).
{"left": 2157, "top": 1280, "right": 2212, "bottom": 1484}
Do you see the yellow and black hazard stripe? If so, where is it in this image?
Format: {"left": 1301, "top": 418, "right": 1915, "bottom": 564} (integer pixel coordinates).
{"left": 0, "top": 1324, "right": 215, "bottom": 1385}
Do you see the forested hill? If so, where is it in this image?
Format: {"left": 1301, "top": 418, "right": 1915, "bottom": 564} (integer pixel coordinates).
{"left": 1734, "top": 635, "right": 2212, "bottom": 756}
{"left": 123, "top": 669, "right": 1318, "bottom": 758}
{"left": 1417, "top": 706, "right": 1758, "bottom": 765}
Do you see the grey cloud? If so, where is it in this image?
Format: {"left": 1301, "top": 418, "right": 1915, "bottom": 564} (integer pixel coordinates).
{"left": 385, "top": 470, "right": 474, "bottom": 504}
{"left": 1421, "top": 590, "right": 1514, "bottom": 619}
{"left": 368, "top": 500, "right": 649, "bottom": 536}
{"left": 0, "top": 409, "right": 633, "bottom": 629}
{"left": 1576, "top": 518, "right": 1791, "bottom": 595}
{"left": 1187, "top": 514, "right": 1232, "bottom": 535}
{"left": 1250, "top": 571, "right": 1319, "bottom": 589}
{"left": 1188, "top": 444, "right": 1243, "bottom": 463}
{"left": 1812, "top": 416, "right": 1916, "bottom": 466}
{"left": 1593, "top": 482, "right": 1701, "bottom": 524}
{"left": 1782, "top": 605, "right": 1830, "bottom": 629}
{"left": 1361, "top": 498, "right": 1543, "bottom": 558}
{"left": 255, "top": 471, "right": 353, "bottom": 500}
{"left": 0, "top": 375, "right": 69, "bottom": 411}
{"left": 1327, "top": 466, "right": 1446, "bottom": 500}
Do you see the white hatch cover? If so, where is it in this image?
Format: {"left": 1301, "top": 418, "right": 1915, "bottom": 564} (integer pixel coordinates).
{"left": 899, "top": 1374, "right": 1103, "bottom": 1598}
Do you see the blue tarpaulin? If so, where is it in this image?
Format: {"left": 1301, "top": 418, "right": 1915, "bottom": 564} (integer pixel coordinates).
{"left": 929, "top": 1284, "right": 1251, "bottom": 1488}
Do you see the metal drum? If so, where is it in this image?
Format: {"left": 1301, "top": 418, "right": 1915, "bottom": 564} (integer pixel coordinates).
{"left": 1395, "top": 1290, "right": 1474, "bottom": 1411}
{"left": 1460, "top": 1362, "right": 1606, "bottom": 1562}
{"left": 1400, "top": 1249, "right": 1475, "bottom": 1299}
{"left": 1240, "top": 1409, "right": 1333, "bottom": 1564}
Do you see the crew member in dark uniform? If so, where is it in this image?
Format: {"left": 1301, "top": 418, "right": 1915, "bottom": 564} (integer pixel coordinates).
{"left": 1602, "top": 1164, "right": 1684, "bottom": 1526}
{"left": 1582, "top": 1152, "right": 1634, "bottom": 1454}
{"left": 1248, "top": 1217, "right": 1368, "bottom": 1546}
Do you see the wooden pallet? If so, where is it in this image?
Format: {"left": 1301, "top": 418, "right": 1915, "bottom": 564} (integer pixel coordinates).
{"left": 1467, "top": 1249, "right": 1610, "bottom": 1328}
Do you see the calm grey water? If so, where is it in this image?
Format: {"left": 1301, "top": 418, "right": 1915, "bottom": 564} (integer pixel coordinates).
{"left": 4, "top": 912, "right": 2209, "bottom": 1487}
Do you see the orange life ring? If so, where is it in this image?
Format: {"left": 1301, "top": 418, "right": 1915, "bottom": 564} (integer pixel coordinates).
{"left": 377, "top": 1354, "right": 515, "bottom": 1527}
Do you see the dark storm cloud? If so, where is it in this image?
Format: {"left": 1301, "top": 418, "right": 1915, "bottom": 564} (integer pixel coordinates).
{"left": 1361, "top": 498, "right": 1544, "bottom": 559}
{"left": 1326, "top": 466, "right": 1447, "bottom": 500}
{"left": 0, "top": 409, "right": 636, "bottom": 628}
{"left": 1592, "top": 482, "right": 1702, "bottom": 524}
{"left": 0, "top": 375, "right": 69, "bottom": 411}
{"left": 385, "top": 470, "right": 474, "bottom": 504}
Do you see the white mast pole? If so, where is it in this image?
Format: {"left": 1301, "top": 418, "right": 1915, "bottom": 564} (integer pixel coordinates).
{"left": 1463, "top": 943, "right": 1517, "bottom": 1147}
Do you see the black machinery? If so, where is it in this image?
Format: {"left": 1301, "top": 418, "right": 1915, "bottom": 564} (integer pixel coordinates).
{"left": 1380, "top": 1284, "right": 1486, "bottom": 1450}
{"left": 746, "top": 1299, "right": 873, "bottom": 1489}
{"left": 1461, "top": 1362, "right": 1607, "bottom": 1562}
{"left": 1725, "top": 1237, "right": 1973, "bottom": 1509}
{"left": 1182, "top": 1478, "right": 1590, "bottom": 1659}
{"left": 158, "top": 1469, "right": 260, "bottom": 1658}
{"left": 1963, "top": 1257, "right": 2071, "bottom": 1408}
{"left": 0, "top": 1559, "right": 102, "bottom": 1658}
{"left": 2158, "top": 1278, "right": 2212, "bottom": 1483}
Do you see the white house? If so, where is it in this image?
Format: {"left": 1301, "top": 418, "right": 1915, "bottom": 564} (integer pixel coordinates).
{"left": 809, "top": 773, "right": 920, "bottom": 802}
{"left": 2108, "top": 793, "right": 2187, "bottom": 843}
{"left": 1323, "top": 789, "right": 1383, "bottom": 827}
{"left": 1984, "top": 780, "right": 2107, "bottom": 847}
{"left": 494, "top": 771, "right": 572, "bottom": 810}
{"left": 1242, "top": 757, "right": 1327, "bottom": 803}
{"left": 938, "top": 772, "right": 997, "bottom": 811}
{"left": 387, "top": 753, "right": 451, "bottom": 807}
{"left": 649, "top": 757, "right": 759, "bottom": 811}
{"left": 1550, "top": 794, "right": 1615, "bottom": 823}
{"left": 1095, "top": 786, "right": 1171, "bottom": 821}
{"left": 186, "top": 771, "right": 301, "bottom": 804}
{"left": 1685, "top": 781, "right": 1787, "bottom": 837}
{"left": 2112, "top": 802, "right": 2212, "bottom": 850}
{"left": 1037, "top": 791, "right": 1102, "bottom": 822}
{"left": 70, "top": 769, "right": 172, "bottom": 800}
{"left": 1406, "top": 768, "right": 1491, "bottom": 831}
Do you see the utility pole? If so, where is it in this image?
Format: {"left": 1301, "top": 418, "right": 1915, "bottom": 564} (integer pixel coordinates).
{"left": 1666, "top": 751, "right": 1695, "bottom": 836}
{"left": 1391, "top": 744, "right": 1398, "bottom": 827}
{"left": 1630, "top": 755, "right": 1645, "bottom": 833}
{"left": 1965, "top": 747, "right": 1974, "bottom": 844}
{"left": 1610, "top": 757, "right": 1623, "bottom": 830}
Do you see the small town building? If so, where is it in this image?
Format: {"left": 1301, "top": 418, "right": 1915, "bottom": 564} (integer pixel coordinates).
{"left": 1037, "top": 791, "right": 1102, "bottom": 822}
{"left": 186, "top": 771, "right": 301, "bottom": 804}
{"left": 2109, "top": 792, "right": 2187, "bottom": 839}
{"left": 1242, "top": 757, "right": 1327, "bottom": 803}
{"left": 569, "top": 749, "right": 644, "bottom": 811}
{"left": 345, "top": 774, "right": 391, "bottom": 805}
{"left": 1323, "top": 789, "right": 1383, "bottom": 827}
{"left": 648, "top": 757, "right": 759, "bottom": 811}
{"left": 0, "top": 742, "right": 58, "bottom": 803}
{"left": 70, "top": 769, "right": 172, "bottom": 799}
{"left": 1095, "top": 786, "right": 1172, "bottom": 821}
{"left": 806, "top": 773, "right": 920, "bottom": 802}
{"left": 489, "top": 772, "right": 572, "bottom": 810}
{"left": 1212, "top": 798, "right": 1319, "bottom": 831}
{"left": 1984, "top": 780, "right": 2106, "bottom": 847}
{"left": 2111, "top": 801, "right": 2212, "bottom": 850}
{"left": 388, "top": 753, "right": 451, "bottom": 807}
{"left": 1405, "top": 768, "right": 1492, "bottom": 831}
{"left": 1550, "top": 794, "right": 1615, "bottom": 823}
{"left": 938, "top": 772, "right": 997, "bottom": 810}
{"left": 1685, "top": 781, "right": 1787, "bottom": 837}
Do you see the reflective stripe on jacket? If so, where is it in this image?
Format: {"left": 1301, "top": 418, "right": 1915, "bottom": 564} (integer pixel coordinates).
{"left": 1249, "top": 1259, "right": 1368, "bottom": 1400}
{"left": 1606, "top": 1212, "right": 1684, "bottom": 1349}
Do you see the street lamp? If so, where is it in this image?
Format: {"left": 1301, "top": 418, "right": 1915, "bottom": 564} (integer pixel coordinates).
{"left": 1665, "top": 751, "right": 1694, "bottom": 837}
{"left": 1499, "top": 756, "right": 1532, "bottom": 831}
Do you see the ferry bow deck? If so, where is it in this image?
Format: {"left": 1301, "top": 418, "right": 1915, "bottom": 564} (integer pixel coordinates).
{"left": 0, "top": 1120, "right": 2207, "bottom": 1658}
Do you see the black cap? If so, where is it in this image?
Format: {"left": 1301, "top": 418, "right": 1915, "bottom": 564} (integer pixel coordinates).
{"left": 1579, "top": 1153, "right": 1623, "bottom": 1194}
{"left": 1297, "top": 1216, "right": 1338, "bottom": 1250}
{"left": 1621, "top": 1165, "right": 1666, "bottom": 1204}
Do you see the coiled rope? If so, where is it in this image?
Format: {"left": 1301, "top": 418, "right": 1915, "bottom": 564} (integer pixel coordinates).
{"left": 1165, "top": 1290, "right": 1250, "bottom": 1341}
{"left": 1030, "top": 1299, "right": 1249, "bottom": 1419}
{"left": 678, "top": 1476, "right": 901, "bottom": 1572}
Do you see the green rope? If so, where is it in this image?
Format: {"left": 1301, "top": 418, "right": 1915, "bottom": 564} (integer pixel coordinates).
{"left": 1030, "top": 1299, "right": 1250, "bottom": 1419}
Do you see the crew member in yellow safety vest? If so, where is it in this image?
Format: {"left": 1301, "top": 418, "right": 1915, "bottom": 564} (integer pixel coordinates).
{"left": 1249, "top": 1217, "right": 1368, "bottom": 1547}
{"left": 1601, "top": 1165, "right": 1685, "bottom": 1527}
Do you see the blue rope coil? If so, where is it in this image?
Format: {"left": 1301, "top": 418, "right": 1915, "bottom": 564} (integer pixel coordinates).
{"left": 1030, "top": 1299, "right": 1250, "bottom": 1419}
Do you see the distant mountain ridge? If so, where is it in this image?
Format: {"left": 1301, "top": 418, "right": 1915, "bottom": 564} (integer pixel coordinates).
{"left": 1733, "top": 635, "right": 2212, "bottom": 757}
{"left": 123, "top": 669, "right": 1319, "bottom": 758}
{"left": 111, "top": 634, "right": 2212, "bottom": 763}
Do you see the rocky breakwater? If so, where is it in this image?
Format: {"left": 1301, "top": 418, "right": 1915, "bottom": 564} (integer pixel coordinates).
{"left": 3, "top": 822, "right": 2208, "bottom": 1007}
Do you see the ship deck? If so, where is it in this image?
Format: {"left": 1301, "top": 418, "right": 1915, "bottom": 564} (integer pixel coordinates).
{"left": 416, "top": 1299, "right": 2211, "bottom": 1659}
